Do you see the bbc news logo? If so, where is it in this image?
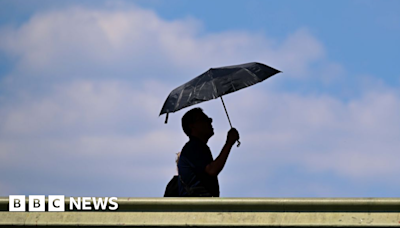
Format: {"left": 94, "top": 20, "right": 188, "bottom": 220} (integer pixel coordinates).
{"left": 9, "top": 195, "right": 118, "bottom": 211}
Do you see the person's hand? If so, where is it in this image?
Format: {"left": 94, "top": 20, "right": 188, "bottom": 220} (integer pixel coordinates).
{"left": 226, "top": 128, "right": 239, "bottom": 145}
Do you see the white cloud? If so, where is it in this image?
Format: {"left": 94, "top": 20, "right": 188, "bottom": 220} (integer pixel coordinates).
{"left": 1, "top": 81, "right": 163, "bottom": 136}
{"left": 225, "top": 87, "right": 400, "bottom": 181}
{"left": 0, "top": 5, "right": 325, "bottom": 82}
{"left": 0, "top": 77, "right": 186, "bottom": 196}
{"left": 1, "top": 79, "right": 399, "bottom": 196}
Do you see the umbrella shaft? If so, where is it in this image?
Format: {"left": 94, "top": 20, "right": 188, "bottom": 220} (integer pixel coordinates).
{"left": 220, "top": 96, "right": 232, "bottom": 128}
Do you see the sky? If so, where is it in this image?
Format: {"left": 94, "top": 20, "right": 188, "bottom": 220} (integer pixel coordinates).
{"left": 0, "top": 0, "right": 399, "bottom": 197}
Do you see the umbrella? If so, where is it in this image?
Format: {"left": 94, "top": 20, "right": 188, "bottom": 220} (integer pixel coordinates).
{"left": 160, "top": 62, "right": 281, "bottom": 146}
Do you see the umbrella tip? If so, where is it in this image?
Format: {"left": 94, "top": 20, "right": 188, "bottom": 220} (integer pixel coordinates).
{"left": 164, "top": 113, "right": 169, "bottom": 124}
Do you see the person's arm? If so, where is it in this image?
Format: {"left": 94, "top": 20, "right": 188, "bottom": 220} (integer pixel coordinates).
{"left": 205, "top": 128, "right": 239, "bottom": 176}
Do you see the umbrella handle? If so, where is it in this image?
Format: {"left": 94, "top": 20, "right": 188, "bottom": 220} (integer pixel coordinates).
{"left": 236, "top": 140, "right": 241, "bottom": 147}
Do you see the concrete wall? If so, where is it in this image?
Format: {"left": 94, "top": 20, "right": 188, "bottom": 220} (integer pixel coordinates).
{"left": 1, "top": 197, "right": 400, "bottom": 227}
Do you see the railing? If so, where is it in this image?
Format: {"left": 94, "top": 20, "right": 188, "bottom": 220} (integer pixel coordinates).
{"left": 1, "top": 197, "right": 400, "bottom": 227}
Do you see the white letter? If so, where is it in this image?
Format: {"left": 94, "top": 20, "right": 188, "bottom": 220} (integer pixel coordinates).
{"left": 69, "top": 197, "right": 81, "bottom": 210}
{"left": 82, "top": 197, "right": 91, "bottom": 210}
{"left": 108, "top": 197, "right": 118, "bottom": 211}
{"left": 92, "top": 197, "right": 108, "bottom": 210}
{"left": 9, "top": 195, "right": 26, "bottom": 212}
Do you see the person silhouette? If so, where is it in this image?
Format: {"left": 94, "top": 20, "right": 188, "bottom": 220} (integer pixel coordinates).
{"left": 177, "top": 108, "right": 239, "bottom": 197}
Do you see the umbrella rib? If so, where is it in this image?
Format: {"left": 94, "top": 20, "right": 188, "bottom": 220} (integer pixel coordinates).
{"left": 175, "top": 87, "right": 185, "bottom": 110}
{"left": 229, "top": 68, "right": 247, "bottom": 92}
{"left": 208, "top": 70, "right": 218, "bottom": 98}
{"left": 230, "top": 81, "right": 236, "bottom": 92}
{"left": 243, "top": 68, "right": 260, "bottom": 81}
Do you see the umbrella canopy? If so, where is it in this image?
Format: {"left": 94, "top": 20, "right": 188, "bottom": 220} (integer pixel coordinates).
{"left": 160, "top": 62, "right": 280, "bottom": 121}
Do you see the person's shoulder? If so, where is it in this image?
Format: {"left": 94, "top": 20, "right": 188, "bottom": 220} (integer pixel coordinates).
{"left": 182, "top": 138, "right": 199, "bottom": 149}
{"left": 180, "top": 139, "right": 193, "bottom": 157}
{"left": 181, "top": 138, "right": 204, "bottom": 157}
{"left": 181, "top": 140, "right": 191, "bottom": 151}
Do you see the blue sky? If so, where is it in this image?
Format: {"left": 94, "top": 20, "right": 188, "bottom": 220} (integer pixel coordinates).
{"left": 0, "top": 0, "right": 399, "bottom": 197}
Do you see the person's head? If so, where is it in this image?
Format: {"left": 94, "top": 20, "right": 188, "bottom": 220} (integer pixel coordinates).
{"left": 182, "top": 108, "right": 214, "bottom": 140}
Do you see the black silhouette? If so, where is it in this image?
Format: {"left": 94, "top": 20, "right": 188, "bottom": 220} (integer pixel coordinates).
{"left": 177, "top": 108, "right": 239, "bottom": 197}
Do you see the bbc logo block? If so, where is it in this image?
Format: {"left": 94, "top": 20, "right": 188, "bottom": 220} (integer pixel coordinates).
{"left": 48, "top": 195, "right": 65, "bottom": 211}
{"left": 9, "top": 195, "right": 118, "bottom": 211}
{"left": 28, "top": 195, "right": 45, "bottom": 211}
{"left": 9, "top": 195, "right": 26, "bottom": 212}
{"left": 9, "top": 195, "right": 65, "bottom": 212}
